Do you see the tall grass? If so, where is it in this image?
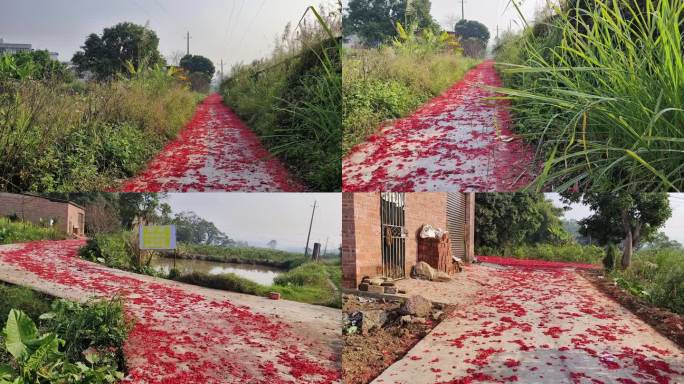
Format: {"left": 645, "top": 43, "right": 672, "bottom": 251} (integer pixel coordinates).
{"left": 0, "top": 217, "right": 66, "bottom": 244}
{"left": 0, "top": 68, "right": 200, "bottom": 192}
{"left": 477, "top": 242, "right": 605, "bottom": 264}
{"left": 495, "top": 0, "right": 684, "bottom": 191}
{"left": 221, "top": 4, "right": 342, "bottom": 191}
{"left": 611, "top": 247, "right": 684, "bottom": 314}
{"left": 177, "top": 243, "right": 308, "bottom": 269}
{"left": 343, "top": 43, "right": 479, "bottom": 152}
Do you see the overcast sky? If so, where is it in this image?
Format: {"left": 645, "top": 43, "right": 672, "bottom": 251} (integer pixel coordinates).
{"left": 163, "top": 193, "right": 341, "bottom": 252}
{"left": 0, "top": 0, "right": 330, "bottom": 70}
{"left": 546, "top": 193, "right": 684, "bottom": 245}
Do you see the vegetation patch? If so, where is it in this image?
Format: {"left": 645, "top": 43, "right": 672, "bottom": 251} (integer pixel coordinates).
{"left": 0, "top": 217, "right": 66, "bottom": 245}
{"left": 175, "top": 243, "right": 308, "bottom": 269}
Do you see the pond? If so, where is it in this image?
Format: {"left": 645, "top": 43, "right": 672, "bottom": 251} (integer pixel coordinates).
{"left": 151, "top": 257, "right": 283, "bottom": 286}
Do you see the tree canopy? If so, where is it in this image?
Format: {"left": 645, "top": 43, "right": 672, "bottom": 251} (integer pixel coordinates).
{"left": 179, "top": 54, "right": 215, "bottom": 78}
{"left": 171, "top": 211, "right": 233, "bottom": 247}
{"left": 0, "top": 50, "right": 73, "bottom": 82}
{"left": 454, "top": 19, "right": 490, "bottom": 43}
{"left": 72, "top": 22, "right": 165, "bottom": 80}
{"left": 562, "top": 193, "right": 672, "bottom": 268}
{"left": 475, "top": 193, "right": 570, "bottom": 252}
{"left": 344, "top": 0, "right": 439, "bottom": 46}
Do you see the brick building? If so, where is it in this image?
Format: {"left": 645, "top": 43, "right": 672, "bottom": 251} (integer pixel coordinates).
{"left": 342, "top": 192, "right": 475, "bottom": 289}
{"left": 0, "top": 193, "right": 85, "bottom": 237}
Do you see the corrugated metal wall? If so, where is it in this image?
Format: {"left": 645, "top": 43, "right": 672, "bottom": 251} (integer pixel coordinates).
{"left": 446, "top": 193, "right": 466, "bottom": 259}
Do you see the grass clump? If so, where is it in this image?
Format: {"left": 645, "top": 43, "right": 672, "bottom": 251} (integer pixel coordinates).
{"left": 0, "top": 68, "right": 200, "bottom": 192}
{"left": 343, "top": 45, "right": 479, "bottom": 152}
{"left": 0, "top": 216, "right": 66, "bottom": 244}
{"left": 79, "top": 231, "right": 159, "bottom": 276}
{"left": 610, "top": 247, "right": 684, "bottom": 315}
{"left": 494, "top": 0, "right": 684, "bottom": 191}
{"left": 177, "top": 243, "right": 308, "bottom": 269}
{"left": 221, "top": 5, "right": 342, "bottom": 191}
{"left": 478, "top": 243, "right": 605, "bottom": 264}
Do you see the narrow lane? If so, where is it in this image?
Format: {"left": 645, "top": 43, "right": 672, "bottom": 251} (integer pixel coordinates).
{"left": 0, "top": 240, "right": 340, "bottom": 384}
{"left": 373, "top": 260, "right": 684, "bottom": 384}
{"left": 120, "top": 94, "right": 302, "bottom": 192}
{"left": 343, "top": 61, "right": 533, "bottom": 192}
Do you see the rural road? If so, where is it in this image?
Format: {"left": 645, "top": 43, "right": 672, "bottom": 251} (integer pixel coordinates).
{"left": 342, "top": 60, "right": 533, "bottom": 192}
{"left": 0, "top": 240, "right": 340, "bottom": 384}
{"left": 120, "top": 93, "right": 302, "bottom": 192}
{"left": 374, "top": 258, "right": 684, "bottom": 384}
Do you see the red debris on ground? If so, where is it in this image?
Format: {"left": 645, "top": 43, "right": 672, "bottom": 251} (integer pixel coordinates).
{"left": 0, "top": 241, "right": 339, "bottom": 384}
{"left": 343, "top": 60, "right": 534, "bottom": 192}
{"left": 119, "top": 93, "right": 302, "bottom": 192}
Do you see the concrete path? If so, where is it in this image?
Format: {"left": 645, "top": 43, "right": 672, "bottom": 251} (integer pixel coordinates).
{"left": 0, "top": 240, "right": 340, "bottom": 384}
{"left": 373, "top": 260, "right": 684, "bottom": 384}
{"left": 120, "top": 94, "right": 302, "bottom": 192}
{"left": 342, "top": 61, "right": 533, "bottom": 192}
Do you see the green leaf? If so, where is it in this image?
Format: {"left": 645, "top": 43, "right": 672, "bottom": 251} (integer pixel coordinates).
{"left": 0, "top": 364, "right": 14, "bottom": 379}
{"left": 3, "top": 310, "right": 38, "bottom": 361}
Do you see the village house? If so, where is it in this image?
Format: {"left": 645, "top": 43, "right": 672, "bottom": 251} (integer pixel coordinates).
{"left": 0, "top": 193, "right": 85, "bottom": 237}
{"left": 342, "top": 192, "right": 475, "bottom": 289}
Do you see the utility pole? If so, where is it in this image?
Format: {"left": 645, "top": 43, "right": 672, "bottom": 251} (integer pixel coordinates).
{"left": 323, "top": 237, "right": 329, "bottom": 257}
{"left": 304, "top": 200, "right": 317, "bottom": 257}
{"left": 185, "top": 32, "right": 192, "bottom": 56}
{"left": 220, "top": 59, "right": 224, "bottom": 81}
{"left": 459, "top": 0, "right": 466, "bottom": 20}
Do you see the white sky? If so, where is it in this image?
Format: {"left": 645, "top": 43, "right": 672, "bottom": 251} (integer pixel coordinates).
{"left": 164, "top": 193, "right": 341, "bottom": 252}
{"left": 546, "top": 193, "right": 684, "bottom": 245}
{"left": 0, "top": 0, "right": 332, "bottom": 70}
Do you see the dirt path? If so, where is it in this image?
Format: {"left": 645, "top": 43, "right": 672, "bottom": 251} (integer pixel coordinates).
{"left": 372, "top": 259, "right": 684, "bottom": 384}
{"left": 342, "top": 61, "right": 533, "bottom": 192}
{"left": 120, "top": 94, "right": 302, "bottom": 192}
{"left": 0, "top": 240, "right": 340, "bottom": 384}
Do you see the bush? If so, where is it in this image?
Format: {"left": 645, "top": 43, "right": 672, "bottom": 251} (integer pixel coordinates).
{"left": 494, "top": 0, "right": 684, "bottom": 191}
{"left": 178, "top": 243, "right": 307, "bottom": 269}
{"left": 80, "top": 231, "right": 150, "bottom": 272}
{"left": 478, "top": 243, "right": 605, "bottom": 264}
{"left": 173, "top": 272, "right": 267, "bottom": 296}
{"left": 0, "top": 217, "right": 66, "bottom": 244}
{"left": 604, "top": 243, "right": 619, "bottom": 271}
{"left": 343, "top": 46, "right": 479, "bottom": 152}
{"left": 0, "top": 285, "right": 50, "bottom": 328}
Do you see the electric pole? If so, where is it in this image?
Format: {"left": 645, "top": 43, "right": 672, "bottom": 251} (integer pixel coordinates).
{"left": 459, "top": 0, "right": 465, "bottom": 20}
{"left": 304, "top": 200, "right": 317, "bottom": 257}
{"left": 220, "top": 59, "right": 224, "bottom": 81}
{"left": 323, "top": 237, "right": 329, "bottom": 257}
{"left": 185, "top": 32, "right": 192, "bottom": 56}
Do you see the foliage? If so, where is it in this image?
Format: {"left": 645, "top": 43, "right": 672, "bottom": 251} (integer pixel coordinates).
{"left": 72, "top": 22, "right": 165, "bottom": 80}
{"left": 495, "top": 0, "right": 684, "bottom": 191}
{"left": 221, "top": 5, "right": 342, "bottom": 191}
{"left": 344, "top": 0, "right": 439, "bottom": 46}
{"left": 475, "top": 193, "right": 572, "bottom": 252}
{"left": 343, "top": 45, "right": 477, "bottom": 152}
{"left": 179, "top": 55, "right": 215, "bottom": 78}
{"left": 0, "top": 286, "right": 50, "bottom": 329}
{"left": 80, "top": 231, "right": 153, "bottom": 273}
{"left": 0, "top": 51, "right": 73, "bottom": 83}
{"left": 610, "top": 248, "right": 684, "bottom": 315}
{"left": 177, "top": 243, "right": 307, "bottom": 269}
{"left": 477, "top": 243, "right": 605, "bottom": 265}
{"left": 642, "top": 231, "right": 683, "bottom": 250}
{"left": 454, "top": 20, "right": 490, "bottom": 58}
{"left": 0, "top": 218, "right": 66, "bottom": 245}
{"left": 171, "top": 212, "right": 233, "bottom": 246}
{"left": 0, "top": 71, "right": 199, "bottom": 192}
{"left": 172, "top": 272, "right": 267, "bottom": 296}
{"left": 604, "top": 243, "right": 619, "bottom": 270}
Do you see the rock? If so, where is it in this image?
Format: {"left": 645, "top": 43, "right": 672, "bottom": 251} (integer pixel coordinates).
{"left": 381, "top": 281, "right": 395, "bottom": 287}
{"left": 398, "top": 289, "right": 407, "bottom": 294}
{"left": 384, "top": 286, "right": 398, "bottom": 294}
{"left": 361, "top": 310, "right": 388, "bottom": 335}
{"left": 432, "top": 311, "right": 444, "bottom": 321}
{"left": 367, "top": 285, "right": 385, "bottom": 294}
{"left": 400, "top": 315, "right": 412, "bottom": 324}
{"left": 434, "top": 271, "right": 452, "bottom": 282}
{"left": 368, "top": 277, "right": 385, "bottom": 286}
{"left": 399, "top": 295, "right": 432, "bottom": 318}
{"left": 358, "top": 283, "right": 369, "bottom": 291}
{"left": 411, "top": 317, "right": 426, "bottom": 324}
{"left": 413, "top": 261, "right": 436, "bottom": 281}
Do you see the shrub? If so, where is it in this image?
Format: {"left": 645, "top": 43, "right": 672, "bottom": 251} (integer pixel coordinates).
{"left": 478, "top": 243, "right": 605, "bottom": 264}
{"left": 0, "top": 285, "right": 50, "bottom": 328}
{"left": 604, "top": 243, "right": 619, "bottom": 271}
{"left": 178, "top": 243, "right": 307, "bottom": 269}
{"left": 80, "top": 231, "right": 148, "bottom": 272}
{"left": 0, "top": 217, "right": 66, "bottom": 244}
{"left": 172, "top": 272, "right": 267, "bottom": 297}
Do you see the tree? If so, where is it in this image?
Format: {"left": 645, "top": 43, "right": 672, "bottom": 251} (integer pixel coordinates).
{"left": 344, "top": 0, "right": 438, "bottom": 46}
{"left": 1, "top": 50, "right": 73, "bottom": 82}
{"left": 179, "top": 55, "right": 215, "bottom": 78}
{"left": 454, "top": 20, "right": 490, "bottom": 43}
{"left": 563, "top": 193, "right": 672, "bottom": 269}
{"left": 72, "top": 22, "right": 165, "bottom": 80}
{"left": 172, "top": 212, "right": 233, "bottom": 246}
{"left": 267, "top": 240, "right": 278, "bottom": 249}
{"left": 475, "top": 193, "right": 570, "bottom": 252}
{"left": 118, "top": 193, "right": 164, "bottom": 229}
{"left": 641, "top": 231, "right": 682, "bottom": 250}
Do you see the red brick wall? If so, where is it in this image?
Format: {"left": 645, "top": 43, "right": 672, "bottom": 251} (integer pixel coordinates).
{"left": 342, "top": 193, "right": 448, "bottom": 288}
{"left": 0, "top": 193, "right": 85, "bottom": 236}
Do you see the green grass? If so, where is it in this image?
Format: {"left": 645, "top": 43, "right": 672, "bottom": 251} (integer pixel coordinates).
{"left": 171, "top": 261, "right": 341, "bottom": 308}
{"left": 221, "top": 6, "right": 342, "bottom": 191}
{"left": 0, "top": 68, "right": 200, "bottom": 192}
{"left": 494, "top": 0, "right": 684, "bottom": 191}
{"left": 177, "top": 243, "right": 308, "bottom": 269}
{"left": 610, "top": 247, "right": 684, "bottom": 315}
{"left": 477, "top": 243, "right": 606, "bottom": 264}
{"left": 343, "top": 46, "right": 479, "bottom": 152}
{"left": 0, "top": 217, "right": 66, "bottom": 244}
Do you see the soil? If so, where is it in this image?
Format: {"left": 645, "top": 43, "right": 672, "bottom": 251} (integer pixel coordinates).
{"left": 579, "top": 268, "right": 684, "bottom": 349}
{"left": 342, "top": 294, "right": 455, "bottom": 384}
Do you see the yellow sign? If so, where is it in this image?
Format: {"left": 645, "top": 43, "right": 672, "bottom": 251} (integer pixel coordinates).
{"left": 139, "top": 225, "right": 177, "bottom": 250}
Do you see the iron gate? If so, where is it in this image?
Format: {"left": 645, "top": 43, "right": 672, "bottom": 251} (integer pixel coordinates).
{"left": 380, "top": 192, "right": 406, "bottom": 279}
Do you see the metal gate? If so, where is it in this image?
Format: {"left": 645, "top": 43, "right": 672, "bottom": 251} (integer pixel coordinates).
{"left": 381, "top": 192, "right": 406, "bottom": 279}
{"left": 446, "top": 193, "right": 466, "bottom": 260}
